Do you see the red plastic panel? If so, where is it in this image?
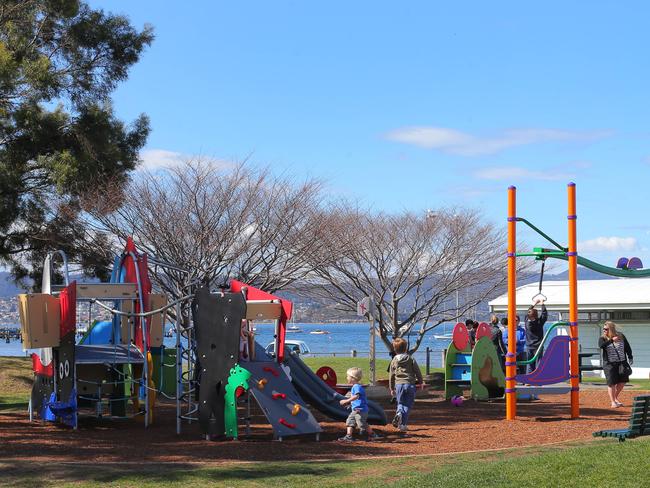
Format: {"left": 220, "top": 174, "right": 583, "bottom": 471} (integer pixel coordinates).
{"left": 452, "top": 322, "right": 469, "bottom": 351}
{"left": 476, "top": 322, "right": 491, "bottom": 340}
{"left": 230, "top": 279, "right": 293, "bottom": 363}
{"left": 59, "top": 281, "right": 76, "bottom": 337}
{"left": 31, "top": 353, "right": 54, "bottom": 377}
{"left": 316, "top": 366, "right": 337, "bottom": 388}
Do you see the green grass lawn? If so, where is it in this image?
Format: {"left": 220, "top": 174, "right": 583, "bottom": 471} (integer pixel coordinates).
{"left": 581, "top": 375, "right": 650, "bottom": 390}
{"left": 1, "top": 438, "right": 649, "bottom": 487}
{"left": 0, "top": 356, "right": 31, "bottom": 410}
{"left": 3, "top": 355, "right": 649, "bottom": 487}
{"left": 301, "top": 356, "right": 443, "bottom": 383}
{"left": 302, "top": 356, "right": 392, "bottom": 381}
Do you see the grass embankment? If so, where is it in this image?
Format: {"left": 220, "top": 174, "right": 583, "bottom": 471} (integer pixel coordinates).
{"left": 1, "top": 438, "right": 649, "bottom": 487}
{"left": 0, "top": 356, "right": 31, "bottom": 410}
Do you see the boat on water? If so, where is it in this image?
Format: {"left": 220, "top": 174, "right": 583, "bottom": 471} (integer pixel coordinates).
{"left": 287, "top": 325, "right": 303, "bottom": 333}
{"left": 433, "top": 334, "right": 452, "bottom": 341}
{"left": 309, "top": 329, "right": 329, "bottom": 335}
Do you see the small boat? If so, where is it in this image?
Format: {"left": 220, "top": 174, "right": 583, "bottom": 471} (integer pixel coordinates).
{"left": 310, "top": 329, "right": 329, "bottom": 335}
{"left": 287, "top": 325, "right": 303, "bottom": 333}
{"left": 433, "top": 334, "right": 452, "bottom": 341}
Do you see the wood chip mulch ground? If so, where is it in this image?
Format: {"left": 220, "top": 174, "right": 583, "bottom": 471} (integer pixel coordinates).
{"left": 0, "top": 388, "right": 640, "bottom": 464}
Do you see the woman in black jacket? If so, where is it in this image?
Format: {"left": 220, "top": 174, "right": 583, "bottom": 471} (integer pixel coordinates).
{"left": 598, "top": 321, "right": 633, "bottom": 408}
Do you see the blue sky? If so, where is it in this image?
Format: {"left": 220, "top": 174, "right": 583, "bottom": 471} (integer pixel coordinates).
{"left": 92, "top": 1, "right": 650, "bottom": 269}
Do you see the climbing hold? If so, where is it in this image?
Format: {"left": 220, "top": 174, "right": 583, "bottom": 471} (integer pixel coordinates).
{"left": 263, "top": 366, "right": 280, "bottom": 377}
{"left": 272, "top": 392, "right": 286, "bottom": 400}
{"left": 279, "top": 418, "right": 296, "bottom": 429}
{"left": 257, "top": 378, "right": 268, "bottom": 389}
{"left": 291, "top": 404, "right": 301, "bottom": 416}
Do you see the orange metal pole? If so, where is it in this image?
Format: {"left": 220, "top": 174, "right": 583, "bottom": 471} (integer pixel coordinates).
{"left": 506, "top": 186, "right": 517, "bottom": 420}
{"left": 567, "top": 183, "right": 580, "bottom": 418}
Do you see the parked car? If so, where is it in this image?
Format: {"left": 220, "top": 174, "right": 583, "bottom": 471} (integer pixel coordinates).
{"left": 265, "top": 340, "right": 311, "bottom": 357}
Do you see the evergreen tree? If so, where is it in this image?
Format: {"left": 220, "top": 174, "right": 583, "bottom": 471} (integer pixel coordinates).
{"left": 0, "top": 0, "right": 153, "bottom": 285}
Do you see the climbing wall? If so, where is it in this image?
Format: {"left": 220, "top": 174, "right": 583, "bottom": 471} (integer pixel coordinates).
{"left": 244, "top": 360, "right": 321, "bottom": 439}
{"left": 192, "top": 287, "right": 246, "bottom": 437}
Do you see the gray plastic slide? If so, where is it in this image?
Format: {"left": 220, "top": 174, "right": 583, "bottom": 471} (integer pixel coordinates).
{"left": 281, "top": 347, "right": 387, "bottom": 425}
{"left": 245, "top": 360, "right": 322, "bottom": 439}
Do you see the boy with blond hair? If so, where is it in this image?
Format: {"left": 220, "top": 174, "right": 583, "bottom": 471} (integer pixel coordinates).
{"left": 389, "top": 337, "right": 422, "bottom": 436}
{"left": 338, "top": 367, "right": 382, "bottom": 442}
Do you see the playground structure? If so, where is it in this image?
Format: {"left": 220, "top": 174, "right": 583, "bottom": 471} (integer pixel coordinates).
{"left": 505, "top": 183, "right": 650, "bottom": 420}
{"left": 444, "top": 321, "right": 573, "bottom": 401}
{"left": 18, "top": 238, "right": 386, "bottom": 439}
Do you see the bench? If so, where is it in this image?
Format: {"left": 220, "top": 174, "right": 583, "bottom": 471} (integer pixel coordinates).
{"left": 578, "top": 352, "right": 603, "bottom": 382}
{"left": 593, "top": 395, "right": 650, "bottom": 442}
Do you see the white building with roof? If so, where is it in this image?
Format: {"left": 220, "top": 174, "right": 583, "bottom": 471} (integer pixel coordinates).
{"left": 489, "top": 278, "right": 650, "bottom": 379}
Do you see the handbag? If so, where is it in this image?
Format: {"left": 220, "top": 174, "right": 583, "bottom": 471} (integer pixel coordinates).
{"left": 613, "top": 340, "right": 633, "bottom": 376}
{"left": 618, "top": 361, "right": 633, "bottom": 377}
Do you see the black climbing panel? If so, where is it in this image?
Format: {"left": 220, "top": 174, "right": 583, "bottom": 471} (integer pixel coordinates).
{"left": 192, "top": 287, "right": 246, "bottom": 437}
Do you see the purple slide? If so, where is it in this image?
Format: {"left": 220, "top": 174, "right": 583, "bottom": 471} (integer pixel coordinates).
{"left": 515, "top": 335, "right": 570, "bottom": 386}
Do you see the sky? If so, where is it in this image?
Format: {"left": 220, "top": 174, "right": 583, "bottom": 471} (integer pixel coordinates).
{"left": 91, "top": 1, "right": 650, "bottom": 270}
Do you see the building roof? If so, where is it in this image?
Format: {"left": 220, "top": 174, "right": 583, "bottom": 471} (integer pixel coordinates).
{"left": 488, "top": 278, "right": 650, "bottom": 312}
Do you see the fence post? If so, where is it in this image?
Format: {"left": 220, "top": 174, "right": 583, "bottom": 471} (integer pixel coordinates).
{"left": 426, "top": 347, "right": 431, "bottom": 375}
{"left": 350, "top": 349, "right": 357, "bottom": 358}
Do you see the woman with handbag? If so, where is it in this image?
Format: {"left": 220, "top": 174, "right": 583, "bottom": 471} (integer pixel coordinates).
{"left": 599, "top": 321, "right": 634, "bottom": 408}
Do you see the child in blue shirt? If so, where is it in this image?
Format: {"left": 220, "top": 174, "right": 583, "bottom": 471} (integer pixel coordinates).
{"left": 502, "top": 315, "right": 527, "bottom": 374}
{"left": 338, "top": 367, "right": 382, "bottom": 441}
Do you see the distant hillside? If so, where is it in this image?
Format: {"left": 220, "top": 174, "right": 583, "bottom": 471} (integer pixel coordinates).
{"left": 546, "top": 267, "right": 613, "bottom": 281}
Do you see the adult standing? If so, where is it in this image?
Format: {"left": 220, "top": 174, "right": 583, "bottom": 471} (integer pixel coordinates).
{"left": 490, "top": 314, "right": 506, "bottom": 371}
{"left": 599, "top": 321, "right": 633, "bottom": 408}
{"left": 525, "top": 299, "right": 547, "bottom": 373}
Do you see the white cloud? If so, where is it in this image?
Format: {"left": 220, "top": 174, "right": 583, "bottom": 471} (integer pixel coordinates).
{"left": 578, "top": 236, "right": 638, "bottom": 253}
{"left": 139, "top": 149, "right": 232, "bottom": 172}
{"left": 384, "top": 126, "right": 612, "bottom": 156}
{"left": 139, "top": 149, "right": 186, "bottom": 170}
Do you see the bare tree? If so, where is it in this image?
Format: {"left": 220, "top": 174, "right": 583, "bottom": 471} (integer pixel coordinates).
{"left": 304, "top": 205, "right": 510, "bottom": 353}
{"left": 82, "top": 159, "right": 326, "bottom": 299}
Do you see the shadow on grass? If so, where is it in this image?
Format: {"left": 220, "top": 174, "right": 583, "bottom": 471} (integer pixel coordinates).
{"left": 1, "top": 461, "right": 345, "bottom": 487}
{"left": 0, "top": 402, "right": 29, "bottom": 412}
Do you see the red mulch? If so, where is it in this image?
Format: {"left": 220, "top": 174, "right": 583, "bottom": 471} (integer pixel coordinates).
{"left": 0, "top": 389, "right": 639, "bottom": 464}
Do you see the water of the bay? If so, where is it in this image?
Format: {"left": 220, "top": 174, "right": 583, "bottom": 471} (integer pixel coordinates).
{"left": 0, "top": 322, "right": 452, "bottom": 368}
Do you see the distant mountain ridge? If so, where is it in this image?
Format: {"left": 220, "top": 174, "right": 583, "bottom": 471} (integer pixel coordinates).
{"left": 0, "top": 266, "right": 622, "bottom": 298}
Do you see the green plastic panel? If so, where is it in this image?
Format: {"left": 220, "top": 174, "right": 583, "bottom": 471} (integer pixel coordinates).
{"left": 471, "top": 337, "right": 505, "bottom": 400}
{"left": 224, "top": 364, "right": 251, "bottom": 439}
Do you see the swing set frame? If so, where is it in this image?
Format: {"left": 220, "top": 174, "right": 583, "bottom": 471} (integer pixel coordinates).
{"left": 506, "top": 183, "right": 580, "bottom": 420}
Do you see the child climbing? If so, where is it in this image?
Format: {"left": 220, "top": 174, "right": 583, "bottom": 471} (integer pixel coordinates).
{"left": 389, "top": 338, "right": 423, "bottom": 437}
{"left": 525, "top": 298, "right": 548, "bottom": 373}
{"left": 338, "top": 367, "right": 382, "bottom": 442}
